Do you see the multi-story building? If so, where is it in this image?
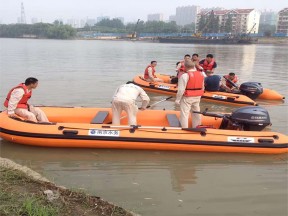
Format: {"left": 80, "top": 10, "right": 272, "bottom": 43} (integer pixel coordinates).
{"left": 175, "top": 5, "right": 200, "bottom": 26}
{"left": 147, "top": 13, "right": 164, "bottom": 22}
{"left": 260, "top": 10, "right": 278, "bottom": 25}
{"left": 276, "top": 8, "right": 288, "bottom": 34}
{"left": 31, "top": 18, "right": 38, "bottom": 24}
{"left": 169, "top": 15, "right": 176, "bottom": 22}
{"left": 197, "top": 9, "right": 260, "bottom": 34}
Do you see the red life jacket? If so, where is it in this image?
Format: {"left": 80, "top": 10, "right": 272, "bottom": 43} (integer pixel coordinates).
{"left": 4, "top": 83, "right": 32, "bottom": 109}
{"left": 224, "top": 75, "right": 239, "bottom": 88}
{"left": 178, "top": 60, "right": 186, "bottom": 72}
{"left": 200, "top": 59, "right": 215, "bottom": 72}
{"left": 144, "top": 65, "right": 156, "bottom": 79}
{"left": 184, "top": 71, "right": 204, "bottom": 97}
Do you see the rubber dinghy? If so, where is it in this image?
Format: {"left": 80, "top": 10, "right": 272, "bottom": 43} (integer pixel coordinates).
{"left": 131, "top": 74, "right": 285, "bottom": 105}
{"left": 0, "top": 106, "right": 287, "bottom": 154}
{"left": 131, "top": 74, "right": 257, "bottom": 106}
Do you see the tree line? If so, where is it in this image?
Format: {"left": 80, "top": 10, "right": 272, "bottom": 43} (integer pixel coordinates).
{"left": 0, "top": 22, "right": 76, "bottom": 39}
{"left": 80, "top": 19, "right": 196, "bottom": 33}
{"left": 0, "top": 18, "right": 277, "bottom": 39}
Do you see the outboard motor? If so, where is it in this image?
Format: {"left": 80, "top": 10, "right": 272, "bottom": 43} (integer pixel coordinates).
{"left": 229, "top": 106, "right": 271, "bottom": 131}
{"left": 239, "top": 82, "right": 263, "bottom": 99}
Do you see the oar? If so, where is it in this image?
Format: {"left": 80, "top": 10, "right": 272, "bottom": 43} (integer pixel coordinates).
{"left": 102, "top": 125, "right": 206, "bottom": 134}
{"left": 223, "top": 75, "right": 239, "bottom": 89}
{"left": 107, "top": 96, "right": 173, "bottom": 124}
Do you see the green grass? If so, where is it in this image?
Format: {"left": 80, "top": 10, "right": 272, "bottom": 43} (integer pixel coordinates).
{"left": 21, "top": 197, "right": 58, "bottom": 216}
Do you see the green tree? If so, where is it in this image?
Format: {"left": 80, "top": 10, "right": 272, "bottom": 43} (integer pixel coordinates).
{"left": 198, "top": 15, "right": 206, "bottom": 32}
{"left": 224, "top": 14, "right": 233, "bottom": 33}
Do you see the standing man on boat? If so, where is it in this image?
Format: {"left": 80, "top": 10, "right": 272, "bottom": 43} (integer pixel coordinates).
{"left": 199, "top": 54, "right": 217, "bottom": 73}
{"left": 175, "top": 60, "right": 205, "bottom": 128}
{"left": 144, "top": 61, "right": 163, "bottom": 82}
{"left": 4, "top": 77, "right": 50, "bottom": 123}
{"left": 112, "top": 83, "right": 150, "bottom": 125}
{"left": 176, "top": 54, "right": 191, "bottom": 78}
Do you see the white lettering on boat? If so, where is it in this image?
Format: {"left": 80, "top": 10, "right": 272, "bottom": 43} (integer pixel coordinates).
{"left": 158, "top": 85, "right": 170, "bottom": 90}
{"left": 212, "top": 94, "right": 227, "bottom": 99}
{"left": 228, "top": 137, "right": 255, "bottom": 143}
{"left": 88, "top": 129, "right": 120, "bottom": 137}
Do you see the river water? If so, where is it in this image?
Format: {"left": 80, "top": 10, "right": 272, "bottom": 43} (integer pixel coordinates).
{"left": 0, "top": 38, "right": 287, "bottom": 215}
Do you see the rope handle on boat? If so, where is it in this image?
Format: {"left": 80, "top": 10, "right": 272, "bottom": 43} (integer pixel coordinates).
{"left": 102, "top": 125, "right": 207, "bottom": 135}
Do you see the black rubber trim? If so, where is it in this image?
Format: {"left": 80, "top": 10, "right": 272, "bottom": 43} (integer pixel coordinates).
{"left": 131, "top": 81, "right": 256, "bottom": 106}
{"left": 0, "top": 128, "right": 287, "bottom": 149}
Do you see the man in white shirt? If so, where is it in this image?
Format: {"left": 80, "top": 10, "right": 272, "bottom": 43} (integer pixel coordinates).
{"left": 175, "top": 60, "right": 205, "bottom": 128}
{"left": 112, "top": 83, "right": 150, "bottom": 125}
{"left": 4, "top": 77, "right": 49, "bottom": 122}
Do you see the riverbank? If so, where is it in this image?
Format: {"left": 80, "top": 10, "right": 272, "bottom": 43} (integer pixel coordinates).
{"left": 0, "top": 157, "right": 137, "bottom": 216}
{"left": 256, "top": 37, "right": 288, "bottom": 45}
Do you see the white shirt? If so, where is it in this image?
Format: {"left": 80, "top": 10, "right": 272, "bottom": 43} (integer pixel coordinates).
{"left": 7, "top": 88, "right": 28, "bottom": 114}
{"left": 113, "top": 83, "right": 150, "bottom": 108}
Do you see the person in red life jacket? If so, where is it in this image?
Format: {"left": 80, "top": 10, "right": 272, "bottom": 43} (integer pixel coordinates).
{"left": 191, "top": 53, "right": 204, "bottom": 71}
{"left": 175, "top": 60, "right": 205, "bottom": 128}
{"left": 199, "top": 54, "right": 217, "bottom": 73}
{"left": 176, "top": 54, "right": 191, "bottom": 78}
{"left": 4, "top": 77, "right": 49, "bottom": 122}
{"left": 144, "top": 61, "right": 163, "bottom": 82}
{"left": 220, "top": 72, "right": 240, "bottom": 92}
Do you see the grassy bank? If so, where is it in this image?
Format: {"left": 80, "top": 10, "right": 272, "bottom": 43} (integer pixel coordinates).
{"left": 0, "top": 158, "right": 136, "bottom": 216}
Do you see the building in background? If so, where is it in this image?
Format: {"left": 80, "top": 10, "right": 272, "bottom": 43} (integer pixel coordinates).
{"left": 86, "top": 19, "right": 97, "bottom": 26}
{"left": 260, "top": 10, "right": 278, "bottom": 25}
{"left": 169, "top": 15, "right": 176, "bottom": 22}
{"left": 197, "top": 9, "right": 260, "bottom": 34}
{"left": 175, "top": 5, "right": 200, "bottom": 26}
{"left": 276, "top": 8, "right": 288, "bottom": 34}
{"left": 147, "top": 14, "right": 164, "bottom": 22}
{"left": 31, "top": 17, "right": 38, "bottom": 24}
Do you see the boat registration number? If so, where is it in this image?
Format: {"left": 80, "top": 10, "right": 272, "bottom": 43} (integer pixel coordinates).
{"left": 88, "top": 129, "right": 120, "bottom": 137}
{"left": 158, "top": 85, "right": 170, "bottom": 90}
{"left": 228, "top": 137, "right": 255, "bottom": 143}
{"left": 212, "top": 94, "right": 227, "bottom": 99}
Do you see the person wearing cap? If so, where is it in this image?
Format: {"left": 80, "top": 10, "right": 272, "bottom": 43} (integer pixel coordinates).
{"left": 112, "top": 83, "right": 150, "bottom": 125}
{"left": 175, "top": 60, "right": 205, "bottom": 128}
{"left": 4, "top": 77, "right": 50, "bottom": 122}
{"left": 199, "top": 54, "right": 217, "bottom": 73}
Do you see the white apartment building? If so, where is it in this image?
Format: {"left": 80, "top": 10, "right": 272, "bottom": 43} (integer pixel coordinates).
{"left": 276, "top": 8, "right": 288, "bottom": 34}
{"left": 176, "top": 5, "right": 200, "bottom": 26}
{"left": 197, "top": 9, "right": 260, "bottom": 34}
{"left": 147, "top": 14, "right": 164, "bottom": 22}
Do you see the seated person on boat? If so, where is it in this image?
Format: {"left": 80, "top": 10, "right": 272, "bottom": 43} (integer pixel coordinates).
{"left": 4, "top": 77, "right": 50, "bottom": 123}
{"left": 144, "top": 61, "right": 163, "bottom": 82}
{"left": 199, "top": 54, "right": 217, "bottom": 73}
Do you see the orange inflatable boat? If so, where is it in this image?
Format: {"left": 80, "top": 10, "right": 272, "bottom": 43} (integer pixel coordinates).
{"left": 0, "top": 106, "right": 287, "bottom": 154}
{"left": 131, "top": 74, "right": 285, "bottom": 105}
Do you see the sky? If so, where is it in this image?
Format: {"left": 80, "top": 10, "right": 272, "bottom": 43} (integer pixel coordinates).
{"left": 0, "top": 0, "right": 286, "bottom": 24}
